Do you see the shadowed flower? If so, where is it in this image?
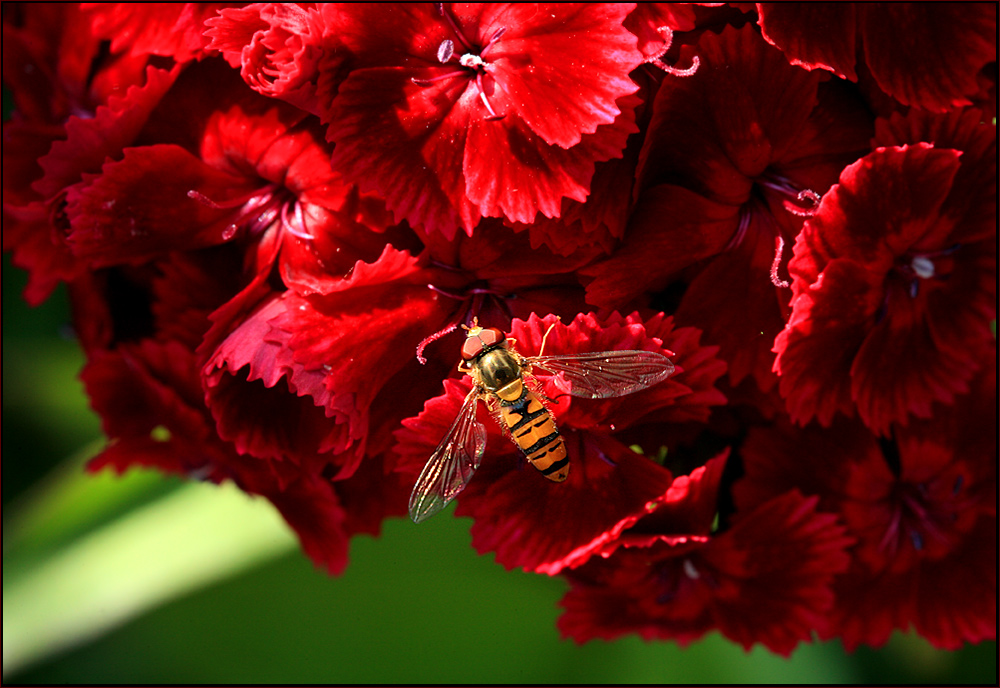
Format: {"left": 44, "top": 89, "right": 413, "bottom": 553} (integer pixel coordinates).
{"left": 772, "top": 137, "right": 996, "bottom": 434}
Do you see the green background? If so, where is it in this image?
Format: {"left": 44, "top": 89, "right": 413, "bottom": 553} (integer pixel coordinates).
{"left": 4, "top": 251, "right": 997, "bottom": 684}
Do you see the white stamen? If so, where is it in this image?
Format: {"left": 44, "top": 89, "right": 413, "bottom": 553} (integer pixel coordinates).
{"left": 911, "top": 255, "right": 935, "bottom": 279}
{"left": 460, "top": 53, "right": 486, "bottom": 69}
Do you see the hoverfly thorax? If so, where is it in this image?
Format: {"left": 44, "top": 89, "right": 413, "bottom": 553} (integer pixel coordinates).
{"left": 462, "top": 325, "right": 524, "bottom": 402}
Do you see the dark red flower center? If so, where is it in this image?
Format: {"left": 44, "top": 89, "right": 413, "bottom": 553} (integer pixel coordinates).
{"left": 875, "top": 437, "right": 974, "bottom": 568}
{"left": 891, "top": 243, "right": 960, "bottom": 298}
{"left": 655, "top": 553, "right": 716, "bottom": 604}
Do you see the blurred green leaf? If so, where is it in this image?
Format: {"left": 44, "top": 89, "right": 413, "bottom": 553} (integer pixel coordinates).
{"left": 3, "top": 476, "right": 295, "bottom": 677}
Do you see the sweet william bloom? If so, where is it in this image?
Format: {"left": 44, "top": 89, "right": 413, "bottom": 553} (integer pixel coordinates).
{"left": 205, "top": 3, "right": 326, "bottom": 112}
{"left": 558, "top": 472, "right": 854, "bottom": 655}
{"left": 393, "top": 312, "right": 727, "bottom": 574}
{"left": 584, "top": 24, "right": 873, "bottom": 391}
{"left": 772, "top": 133, "right": 997, "bottom": 434}
{"left": 756, "top": 3, "right": 998, "bottom": 112}
{"left": 318, "top": 3, "right": 644, "bottom": 238}
{"left": 735, "top": 362, "right": 997, "bottom": 650}
{"left": 1, "top": 2, "right": 154, "bottom": 304}
{"left": 69, "top": 261, "right": 409, "bottom": 576}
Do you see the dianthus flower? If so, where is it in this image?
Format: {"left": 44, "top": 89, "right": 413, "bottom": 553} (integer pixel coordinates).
{"left": 2, "top": 1, "right": 995, "bottom": 658}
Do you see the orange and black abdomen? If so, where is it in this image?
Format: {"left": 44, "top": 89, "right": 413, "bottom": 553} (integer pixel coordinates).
{"left": 500, "top": 388, "right": 569, "bottom": 481}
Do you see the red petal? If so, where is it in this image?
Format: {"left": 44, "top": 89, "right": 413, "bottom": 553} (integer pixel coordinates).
{"left": 460, "top": 433, "right": 675, "bottom": 575}
{"left": 483, "top": 3, "right": 642, "bottom": 148}
{"left": 84, "top": 3, "right": 220, "bottom": 62}
{"left": 583, "top": 185, "right": 739, "bottom": 308}
{"left": 203, "top": 294, "right": 358, "bottom": 472}
{"left": 205, "top": 4, "right": 325, "bottom": 112}
{"left": 326, "top": 66, "right": 479, "bottom": 238}
{"left": 65, "top": 145, "right": 255, "bottom": 265}
{"left": 756, "top": 3, "right": 859, "bottom": 80}
{"left": 33, "top": 65, "right": 179, "bottom": 199}
{"left": 860, "top": 4, "right": 997, "bottom": 111}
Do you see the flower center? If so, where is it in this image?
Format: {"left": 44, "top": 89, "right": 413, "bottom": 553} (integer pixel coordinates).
{"left": 892, "top": 244, "right": 960, "bottom": 298}
{"left": 188, "top": 184, "right": 312, "bottom": 242}
{"left": 411, "top": 4, "right": 506, "bottom": 120}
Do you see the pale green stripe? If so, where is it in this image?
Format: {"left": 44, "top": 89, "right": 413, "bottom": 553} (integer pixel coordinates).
{"left": 3, "top": 480, "right": 296, "bottom": 676}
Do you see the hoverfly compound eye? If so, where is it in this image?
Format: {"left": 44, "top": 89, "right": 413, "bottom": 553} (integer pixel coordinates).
{"left": 461, "top": 326, "right": 506, "bottom": 360}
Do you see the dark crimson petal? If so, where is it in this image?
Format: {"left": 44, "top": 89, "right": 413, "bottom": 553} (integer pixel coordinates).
{"left": 704, "top": 492, "right": 853, "bottom": 655}
{"left": 32, "top": 66, "right": 179, "bottom": 199}
{"left": 773, "top": 257, "right": 883, "bottom": 427}
{"left": 483, "top": 3, "right": 642, "bottom": 149}
{"left": 609, "top": 450, "right": 729, "bottom": 552}
{"left": 509, "top": 91, "right": 646, "bottom": 256}
{"left": 773, "top": 145, "right": 966, "bottom": 429}
{"left": 459, "top": 432, "right": 676, "bottom": 575}
{"left": 2, "top": 198, "right": 84, "bottom": 306}
{"left": 625, "top": 3, "right": 697, "bottom": 59}
{"left": 675, "top": 210, "right": 788, "bottom": 390}
{"left": 88, "top": 435, "right": 221, "bottom": 480}
{"left": 265, "top": 247, "right": 454, "bottom": 461}
{"left": 910, "top": 518, "right": 997, "bottom": 650}
{"left": 635, "top": 24, "right": 824, "bottom": 193}
{"left": 860, "top": 4, "right": 997, "bottom": 112}
{"left": 558, "top": 490, "right": 853, "bottom": 655}
{"left": 756, "top": 3, "right": 859, "bottom": 80}
{"left": 81, "top": 339, "right": 211, "bottom": 443}
{"left": 83, "top": 3, "right": 221, "bottom": 62}
{"left": 849, "top": 285, "right": 982, "bottom": 433}
{"left": 583, "top": 185, "right": 739, "bottom": 308}
{"left": 204, "top": 293, "right": 358, "bottom": 468}
{"left": 874, "top": 108, "right": 998, "bottom": 245}
{"left": 64, "top": 144, "right": 257, "bottom": 265}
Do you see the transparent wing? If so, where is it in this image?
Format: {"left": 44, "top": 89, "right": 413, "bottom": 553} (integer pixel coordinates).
{"left": 528, "top": 350, "right": 675, "bottom": 399}
{"left": 408, "top": 387, "right": 486, "bottom": 523}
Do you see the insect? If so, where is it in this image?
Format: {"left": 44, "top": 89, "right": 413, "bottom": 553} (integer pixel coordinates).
{"left": 408, "top": 319, "right": 676, "bottom": 523}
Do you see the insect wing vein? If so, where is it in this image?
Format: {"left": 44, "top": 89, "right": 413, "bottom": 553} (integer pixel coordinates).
{"left": 408, "top": 387, "right": 486, "bottom": 523}
{"left": 529, "top": 350, "right": 675, "bottom": 399}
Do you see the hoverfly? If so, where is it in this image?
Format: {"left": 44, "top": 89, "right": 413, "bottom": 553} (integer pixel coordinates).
{"left": 408, "top": 319, "right": 676, "bottom": 523}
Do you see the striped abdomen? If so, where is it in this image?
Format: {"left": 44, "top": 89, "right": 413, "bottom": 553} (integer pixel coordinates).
{"left": 499, "top": 388, "right": 569, "bottom": 481}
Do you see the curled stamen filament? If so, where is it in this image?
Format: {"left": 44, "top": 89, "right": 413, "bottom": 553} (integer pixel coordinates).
{"left": 281, "top": 201, "right": 313, "bottom": 240}
{"left": 416, "top": 323, "right": 458, "bottom": 364}
{"left": 770, "top": 235, "right": 791, "bottom": 288}
{"left": 758, "top": 174, "right": 821, "bottom": 217}
{"left": 646, "top": 26, "right": 700, "bottom": 77}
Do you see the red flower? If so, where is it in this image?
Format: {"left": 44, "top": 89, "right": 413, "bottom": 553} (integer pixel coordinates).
{"left": 736, "top": 362, "right": 996, "bottom": 650}
{"left": 772, "top": 138, "right": 996, "bottom": 433}
{"left": 584, "top": 24, "right": 873, "bottom": 391}
{"left": 318, "top": 3, "right": 643, "bottom": 237}
{"left": 205, "top": 3, "right": 326, "bottom": 112}
{"left": 558, "top": 485, "right": 854, "bottom": 655}
{"left": 3, "top": 2, "right": 995, "bottom": 654}
{"left": 393, "top": 312, "right": 726, "bottom": 574}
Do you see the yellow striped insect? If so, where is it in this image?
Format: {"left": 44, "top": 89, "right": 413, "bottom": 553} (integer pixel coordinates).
{"left": 409, "top": 320, "right": 675, "bottom": 523}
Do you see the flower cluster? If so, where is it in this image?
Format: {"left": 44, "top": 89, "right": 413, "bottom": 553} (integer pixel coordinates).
{"left": 3, "top": 3, "right": 995, "bottom": 653}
